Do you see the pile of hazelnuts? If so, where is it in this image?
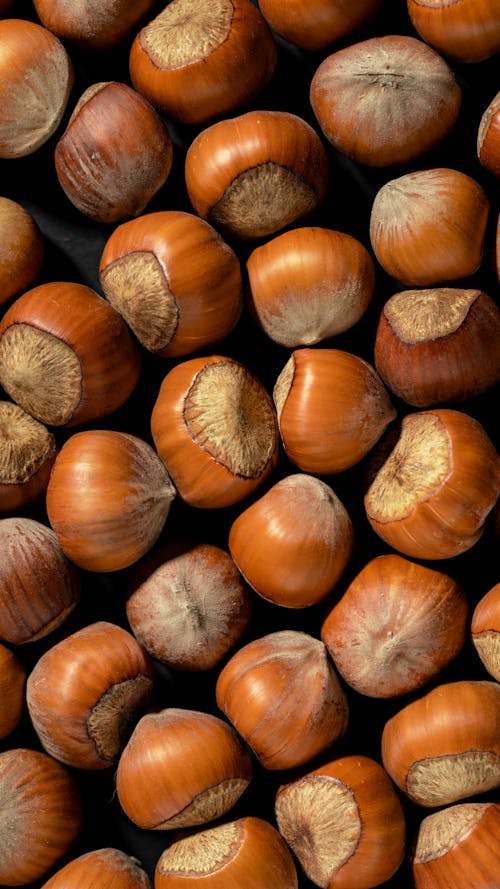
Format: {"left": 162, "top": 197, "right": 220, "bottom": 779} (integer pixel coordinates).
{"left": 0, "top": 1, "right": 499, "bottom": 888}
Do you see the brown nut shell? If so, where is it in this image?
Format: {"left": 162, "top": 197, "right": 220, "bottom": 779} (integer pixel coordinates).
{"left": 46, "top": 429, "right": 176, "bottom": 572}
{"left": 411, "top": 802, "right": 500, "bottom": 889}
{"left": 0, "top": 197, "right": 44, "bottom": 307}
{"left": 0, "top": 643, "right": 26, "bottom": 739}
{"left": 0, "top": 19, "right": 73, "bottom": 159}
{"left": 471, "top": 582, "right": 500, "bottom": 682}
{"left": 258, "top": 0, "right": 381, "bottom": 52}
{"left": 0, "top": 516, "right": 81, "bottom": 645}
{"left": 373, "top": 288, "right": 500, "bottom": 407}
{"left": 478, "top": 90, "right": 500, "bottom": 178}
{"left": 129, "top": 0, "right": 277, "bottom": 124}
{"left": 310, "top": 35, "right": 461, "bottom": 167}
{"left": 369, "top": 168, "right": 490, "bottom": 287}
{"left": 364, "top": 409, "right": 500, "bottom": 560}
{"left": 0, "top": 401, "right": 56, "bottom": 514}
{"left": 116, "top": 708, "right": 253, "bottom": 830}
{"left": 273, "top": 348, "right": 396, "bottom": 474}
{"left": 126, "top": 542, "right": 253, "bottom": 671}
{"left": 228, "top": 473, "right": 354, "bottom": 608}
{"left": 0, "top": 748, "right": 83, "bottom": 886}
{"left": 407, "top": 0, "right": 500, "bottom": 63}
{"left": 26, "top": 621, "right": 155, "bottom": 770}
{"left": 99, "top": 210, "right": 243, "bottom": 358}
{"left": 155, "top": 816, "right": 298, "bottom": 889}
{"left": 0, "top": 281, "right": 142, "bottom": 428}
{"left": 55, "top": 81, "right": 173, "bottom": 224}
{"left": 275, "top": 755, "right": 406, "bottom": 889}
{"left": 33, "top": 0, "right": 157, "bottom": 52}
{"left": 321, "top": 554, "right": 468, "bottom": 698}
{"left": 185, "top": 110, "right": 328, "bottom": 241}
{"left": 246, "top": 226, "right": 375, "bottom": 348}
{"left": 215, "top": 629, "right": 349, "bottom": 770}
{"left": 150, "top": 354, "right": 279, "bottom": 509}
{"left": 381, "top": 679, "right": 500, "bottom": 807}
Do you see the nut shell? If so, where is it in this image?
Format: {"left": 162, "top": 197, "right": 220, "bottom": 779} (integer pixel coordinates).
{"left": 185, "top": 110, "right": 328, "bottom": 240}
{"left": 369, "top": 168, "right": 490, "bottom": 287}
{"left": 116, "top": 708, "right": 253, "bottom": 830}
{"left": 0, "top": 197, "right": 44, "bottom": 307}
{"left": 33, "top": 0, "right": 157, "bottom": 51}
{"left": 0, "top": 748, "right": 83, "bottom": 886}
{"left": 216, "top": 629, "right": 349, "bottom": 770}
{"left": 151, "top": 354, "right": 279, "bottom": 509}
{"left": 0, "top": 19, "right": 73, "bottom": 159}
{"left": 228, "top": 473, "right": 354, "bottom": 608}
{"left": 471, "top": 582, "right": 500, "bottom": 681}
{"left": 411, "top": 802, "right": 500, "bottom": 889}
{"left": 0, "top": 281, "right": 142, "bottom": 428}
{"left": 55, "top": 81, "right": 173, "bottom": 224}
{"left": 26, "top": 621, "right": 155, "bottom": 770}
{"left": 321, "top": 554, "right": 468, "bottom": 698}
{"left": 155, "top": 816, "right": 298, "bottom": 889}
{"left": 273, "top": 348, "right": 396, "bottom": 474}
{"left": 0, "top": 516, "right": 80, "bottom": 645}
{"left": 246, "top": 226, "right": 375, "bottom": 348}
{"left": 381, "top": 680, "right": 500, "bottom": 807}
{"left": 407, "top": 0, "right": 500, "bottom": 63}
{"left": 275, "top": 755, "right": 406, "bottom": 889}
{"left": 99, "top": 210, "right": 242, "bottom": 358}
{"left": 373, "top": 288, "right": 500, "bottom": 406}
{"left": 364, "top": 409, "right": 500, "bottom": 560}
{"left": 46, "top": 429, "right": 176, "bottom": 572}
{"left": 129, "top": 0, "right": 277, "bottom": 124}
{"left": 310, "top": 34, "right": 461, "bottom": 167}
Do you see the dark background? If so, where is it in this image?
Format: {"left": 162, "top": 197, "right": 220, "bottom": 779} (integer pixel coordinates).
{"left": 1, "top": 0, "right": 499, "bottom": 887}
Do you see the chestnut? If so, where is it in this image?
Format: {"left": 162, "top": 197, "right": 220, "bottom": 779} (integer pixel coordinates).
{"left": 471, "top": 582, "right": 500, "bottom": 681}
{"left": 26, "top": 621, "right": 155, "bottom": 770}
{"left": 116, "top": 707, "right": 253, "bottom": 830}
{"left": 215, "top": 629, "right": 349, "bottom": 770}
{"left": 0, "top": 642, "right": 25, "bottom": 739}
{"left": 407, "top": 0, "right": 500, "bottom": 64}
{"left": 273, "top": 348, "right": 396, "bottom": 475}
{"left": 369, "top": 168, "right": 490, "bottom": 287}
{"left": 228, "top": 473, "right": 354, "bottom": 608}
{"left": 33, "top": 0, "right": 157, "bottom": 52}
{"left": 258, "top": 0, "right": 381, "bottom": 52}
{"left": 155, "top": 816, "right": 298, "bottom": 889}
{"left": 129, "top": 0, "right": 277, "bottom": 125}
{"left": 373, "top": 287, "right": 500, "bottom": 406}
{"left": 0, "top": 197, "right": 44, "bottom": 307}
{"left": 0, "top": 18, "right": 73, "bottom": 159}
{"left": 478, "top": 90, "right": 500, "bottom": 178}
{"left": 0, "top": 401, "right": 56, "bottom": 513}
{"left": 246, "top": 226, "right": 375, "bottom": 348}
{"left": 54, "top": 81, "right": 173, "bottom": 224}
{"left": 0, "top": 747, "right": 83, "bottom": 886}
{"left": 184, "top": 109, "right": 329, "bottom": 241}
{"left": 150, "top": 354, "right": 279, "bottom": 509}
{"left": 0, "top": 516, "right": 81, "bottom": 645}
{"left": 41, "top": 847, "right": 152, "bottom": 889}
{"left": 0, "top": 281, "right": 142, "bottom": 428}
{"left": 364, "top": 408, "right": 500, "bottom": 560}
{"left": 310, "top": 35, "right": 461, "bottom": 167}
{"left": 321, "top": 554, "right": 468, "bottom": 698}
{"left": 411, "top": 802, "right": 500, "bottom": 889}
{"left": 126, "top": 542, "right": 253, "bottom": 671}
{"left": 381, "top": 679, "right": 500, "bottom": 807}
{"left": 99, "top": 210, "right": 243, "bottom": 358}
{"left": 275, "top": 754, "right": 406, "bottom": 889}
{"left": 46, "top": 429, "right": 176, "bottom": 572}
